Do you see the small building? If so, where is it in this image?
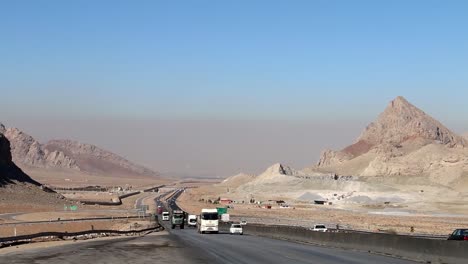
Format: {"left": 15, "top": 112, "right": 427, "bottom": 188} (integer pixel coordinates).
{"left": 220, "top": 198, "right": 233, "bottom": 204}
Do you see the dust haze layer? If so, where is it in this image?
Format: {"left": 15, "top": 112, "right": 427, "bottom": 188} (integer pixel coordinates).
{"left": 1, "top": 118, "right": 367, "bottom": 178}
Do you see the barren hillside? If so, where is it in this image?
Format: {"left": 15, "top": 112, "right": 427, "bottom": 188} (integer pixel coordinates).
{"left": 2, "top": 124, "right": 158, "bottom": 178}
{"left": 45, "top": 139, "right": 158, "bottom": 177}
{"left": 217, "top": 173, "right": 257, "bottom": 188}
{"left": 0, "top": 126, "right": 66, "bottom": 213}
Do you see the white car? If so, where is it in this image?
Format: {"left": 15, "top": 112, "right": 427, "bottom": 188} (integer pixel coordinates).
{"left": 230, "top": 224, "right": 243, "bottom": 235}
{"left": 312, "top": 224, "right": 328, "bottom": 232}
{"left": 240, "top": 220, "right": 247, "bottom": 226}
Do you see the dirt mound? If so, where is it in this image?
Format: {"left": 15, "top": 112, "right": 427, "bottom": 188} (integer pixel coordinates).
{"left": 218, "top": 173, "right": 256, "bottom": 188}
{"left": 297, "top": 192, "right": 324, "bottom": 201}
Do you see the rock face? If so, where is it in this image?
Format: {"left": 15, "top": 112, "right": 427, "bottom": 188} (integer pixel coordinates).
{"left": 356, "top": 96, "right": 465, "bottom": 149}
{"left": 463, "top": 133, "right": 468, "bottom": 141}
{"left": 4, "top": 128, "right": 79, "bottom": 170}
{"left": 2, "top": 124, "right": 158, "bottom": 177}
{"left": 0, "top": 128, "right": 40, "bottom": 187}
{"left": 313, "top": 96, "right": 468, "bottom": 183}
{"left": 44, "top": 139, "right": 158, "bottom": 177}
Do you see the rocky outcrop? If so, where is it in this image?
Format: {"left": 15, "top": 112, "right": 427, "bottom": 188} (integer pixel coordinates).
{"left": 356, "top": 96, "right": 465, "bottom": 150}
{"left": 317, "top": 150, "right": 352, "bottom": 167}
{"left": 45, "top": 140, "right": 158, "bottom": 177}
{"left": 1, "top": 124, "right": 158, "bottom": 177}
{"left": 317, "top": 97, "right": 467, "bottom": 168}
{"left": 0, "top": 131, "right": 40, "bottom": 187}
{"left": 313, "top": 97, "right": 468, "bottom": 183}
{"left": 4, "top": 128, "right": 78, "bottom": 170}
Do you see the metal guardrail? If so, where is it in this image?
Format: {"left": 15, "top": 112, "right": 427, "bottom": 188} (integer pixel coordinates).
{"left": 0, "top": 224, "right": 162, "bottom": 245}
{"left": 0, "top": 215, "right": 146, "bottom": 227}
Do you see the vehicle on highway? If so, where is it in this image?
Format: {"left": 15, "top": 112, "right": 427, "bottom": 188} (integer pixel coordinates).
{"left": 198, "top": 208, "right": 219, "bottom": 234}
{"left": 221, "top": 213, "right": 230, "bottom": 222}
{"left": 311, "top": 224, "right": 328, "bottom": 232}
{"left": 240, "top": 220, "right": 247, "bottom": 226}
{"left": 230, "top": 224, "right": 243, "bottom": 235}
{"left": 187, "top": 214, "right": 197, "bottom": 227}
{"left": 157, "top": 206, "right": 163, "bottom": 215}
{"left": 448, "top": 229, "right": 468, "bottom": 240}
{"left": 162, "top": 211, "right": 170, "bottom": 221}
{"left": 171, "top": 210, "right": 185, "bottom": 229}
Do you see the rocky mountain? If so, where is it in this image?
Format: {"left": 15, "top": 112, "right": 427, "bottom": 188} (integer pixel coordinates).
{"left": 0, "top": 127, "right": 69, "bottom": 212}
{"left": 2, "top": 124, "right": 158, "bottom": 177}
{"left": 4, "top": 128, "right": 79, "bottom": 170}
{"left": 312, "top": 96, "right": 468, "bottom": 184}
{"left": 0, "top": 128, "right": 40, "bottom": 186}
{"left": 464, "top": 133, "right": 468, "bottom": 140}
{"left": 44, "top": 139, "right": 158, "bottom": 177}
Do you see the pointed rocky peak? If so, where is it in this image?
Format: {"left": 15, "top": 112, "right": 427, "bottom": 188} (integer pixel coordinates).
{"left": 355, "top": 96, "right": 466, "bottom": 150}
{"left": 263, "top": 163, "right": 295, "bottom": 176}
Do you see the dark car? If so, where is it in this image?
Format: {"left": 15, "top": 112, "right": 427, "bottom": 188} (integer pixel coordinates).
{"left": 448, "top": 229, "right": 468, "bottom": 240}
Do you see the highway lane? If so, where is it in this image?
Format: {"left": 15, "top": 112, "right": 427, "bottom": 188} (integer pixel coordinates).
{"left": 164, "top": 223, "right": 416, "bottom": 264}
{"left": 1, "top": 222, "right": 417, "bottom": 264}
{"left": 0, "top": 231, "right": 211, "bottom": 264}
{"left": 1, "top": 188, "right": 417, "bottom": 263}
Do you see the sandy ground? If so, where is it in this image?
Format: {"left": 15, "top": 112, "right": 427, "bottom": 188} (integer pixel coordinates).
{"left": 178, "top": 187, "right": 468, "bottom": 236}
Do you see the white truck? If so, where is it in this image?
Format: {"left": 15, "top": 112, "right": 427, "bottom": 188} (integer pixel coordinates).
{"left": 197, "top": 209, "right": 219, "bottom": 234}
{"left": 187, "top": 214, "right": 197, "bottom": 228}
{"left": 221, "top": 213, "right": 230, "bottom": 222}
{"left": 162, "top": 211, "right": 170, "bottom": 221}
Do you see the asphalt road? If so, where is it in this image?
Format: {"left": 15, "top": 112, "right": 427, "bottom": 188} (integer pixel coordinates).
{"left": 0, "top": 189, "right": 417, "bottom": 263}
{"left": 0, "top": 223, "right": 416, "bottom": 264}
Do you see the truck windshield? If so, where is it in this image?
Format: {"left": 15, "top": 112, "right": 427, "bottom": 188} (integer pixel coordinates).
{"left": 201, "top": 213, "right": 218, "bottom": 220}
{"left": 173, "top": 215, "right": 183, "bottom": 219}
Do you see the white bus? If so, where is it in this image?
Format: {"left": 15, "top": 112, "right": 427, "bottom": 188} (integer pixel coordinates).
{"left": 197, "top": 209, "right": 219, "bottom": 234}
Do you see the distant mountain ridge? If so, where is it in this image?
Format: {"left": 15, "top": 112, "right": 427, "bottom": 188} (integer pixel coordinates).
{"left": 1, "top": 123, "right": 158, "bottom": 177}
{"left": 45, "top": 139, "right": 158, "bottom": 177}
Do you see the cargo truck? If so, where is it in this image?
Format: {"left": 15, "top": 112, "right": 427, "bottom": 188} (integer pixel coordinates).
{"left": 171, "top": 210, "right": 185, "bottom": 229}
{"left": 198, "top": 209, "right": 219, "bottom": 234}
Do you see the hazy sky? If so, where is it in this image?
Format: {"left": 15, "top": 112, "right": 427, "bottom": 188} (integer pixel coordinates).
{"left": 1, "top": 1, "right": 467, "bottom": 177}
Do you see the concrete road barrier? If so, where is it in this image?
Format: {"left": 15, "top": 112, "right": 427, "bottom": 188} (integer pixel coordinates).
{"left": 244, "top": 224, "right": 468, "bottom": 264}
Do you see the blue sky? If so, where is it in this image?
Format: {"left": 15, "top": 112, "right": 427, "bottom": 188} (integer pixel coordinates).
{"left": 1, "top": 1, "right": 468, "bottom": 176}
{"left": 1, "top": 0, "right": 468, "bottom": 123}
